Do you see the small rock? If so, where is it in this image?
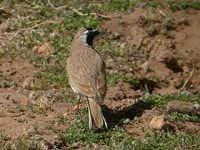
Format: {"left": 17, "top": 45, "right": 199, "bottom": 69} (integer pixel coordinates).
{"left": 32, "top": 42, "right": 54, "bottom": 56}
{"left": 123, "top": 118, "right": 131, "bottom": 124}
{"left": 28, "top": 91, "right": 35, "bottom": 98}
{"left": 178, "top": 18, "right": 190, "bottom": 26}
{"left": 166, "top": 100, "right": 200, "bottom": 115}
{"left": 22, "top": 77, "right": 35, "bottom": 90}
{"left": 112, "top": 32, "right": 121, "bottom": 40}
{"left": 149, "top": 116, "right": 167, "bottom": 130}
{"left": 106, "top": 58, "right": 117, "bottom": 69}
{"left": 0, "top": 22, "right": 9, "bottom": 33}
{"left": 63, "top": 112, "right": 69, "bottom": 118}
{"left": 9, "top": 70, "right": 16, "bottom": 76}
{"left": 141, "top": 62, "right": 150, "bottom": 73}
{"left": 182, "top": 65, "right": 190, "bottom": 73}
{"left": 50, "top": 32, "right": 59, "bottom": 38}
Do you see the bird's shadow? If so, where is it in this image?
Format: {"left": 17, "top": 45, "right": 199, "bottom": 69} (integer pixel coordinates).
{"left": 103, "top": 100, "right": 151, "bottom": 128}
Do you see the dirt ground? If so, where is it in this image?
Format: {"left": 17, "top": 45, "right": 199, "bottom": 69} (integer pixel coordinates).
{"left": 0, "top": 4, "right": 200, "bottom": 148}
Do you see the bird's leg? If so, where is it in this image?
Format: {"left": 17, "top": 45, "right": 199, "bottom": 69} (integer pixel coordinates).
{"left": 73, "top": 94, "right": 81, "bottom": 111}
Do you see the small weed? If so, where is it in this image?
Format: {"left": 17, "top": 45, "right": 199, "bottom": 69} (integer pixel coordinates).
{"left": 0, "top": 131, "right": 9, "bottom": 149}
{"left": 37, "top": 70, "right": 68, "bottom": 89}
{"left": 168, "top": 112, "right": 200, "bottom": 123}
{"left": 107, "top": 73, "right": 121, "bottom": 85}
{"left": 0, "top": 130, "right": 40, "bottom": 149}
{"left": 56, "top": 114, "right": 68, "bottom": 124}
{"left": 133, "top": 131, "right": 200, "bottom": 150}
{"left": 146, "top": 0, "right": 162, "bottom": 8}
{"left": 107, "top": 73, "right": 140, "bottom": 87}
{"left": 26, "top": 96, "right": 53, "bottom": 114}
{"left": 168, "top": 0, "right": 200, "bottom": 11}
{"left": 123, "top": 75, "right": 141, "bottom": 88}
{"left": 145, "top": 93, "right": 200, "bottom": 107}
{"left": 3, "top": 139, "right": 40, "bottom": 150}
{"left": 100, "top": 40, "right": 125, "bottom": 57}
{"left": 101, "top": 0, "right": 136, "bottom": 12}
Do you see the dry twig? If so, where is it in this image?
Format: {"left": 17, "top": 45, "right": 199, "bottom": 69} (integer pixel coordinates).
{"left": 180, "top": 68, "right": 195, "bottom": 91}
{"left": 10, "top": 20, "right": 60, "bottom": 40}
{"left": 72, "top": 8, "right": 113, "bottom": 19}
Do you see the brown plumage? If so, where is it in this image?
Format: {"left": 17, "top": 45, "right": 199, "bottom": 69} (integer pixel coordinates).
{"left": 66, "top": 28, "right": 107, "bottom": 129}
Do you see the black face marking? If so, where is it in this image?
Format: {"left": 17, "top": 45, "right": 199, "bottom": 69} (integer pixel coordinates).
{"left": 85, "top": 29, "right": 100, "bottom": 46}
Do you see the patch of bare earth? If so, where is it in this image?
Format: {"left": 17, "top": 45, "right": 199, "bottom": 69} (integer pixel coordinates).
{"left": 101, "top": 8, "right": 200, "bottom": 94}
{"left": 101, "top": 7, "right": 200, "bottom": 139}
{"left": 0, "top": 58, "right": 76, "bottom": 144}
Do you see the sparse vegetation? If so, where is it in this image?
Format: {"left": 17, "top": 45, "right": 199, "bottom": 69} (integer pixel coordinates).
{"left": 167, "top": 0, "right": 200, "bottom": 11}
{"left": 168, "top": 112, "right": 200, "bottom": 123}
{"left": 56, "top": 117, "right": 200, "bottom": 149}
{"left": 0, "top": 0, "right": 200, "bottom": 149}
{"left": 145, "top": 93, "right": 200, "bottom": 107}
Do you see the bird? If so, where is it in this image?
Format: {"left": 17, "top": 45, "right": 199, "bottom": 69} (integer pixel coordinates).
{"left": 66, "top": 27, "right": 107, "bottom": 130}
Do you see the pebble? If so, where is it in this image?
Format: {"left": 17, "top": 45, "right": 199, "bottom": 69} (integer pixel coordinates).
{"left": 149, "top": 115, "right": 167, "bottom": 130}
{"left": 32, "top": 42, "right": 54, "bottom": 56}
{"left": 22, "top": 77, "right": 35, "bottom": 90}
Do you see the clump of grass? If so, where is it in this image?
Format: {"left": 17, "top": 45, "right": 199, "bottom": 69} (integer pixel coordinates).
{"left": 0, "top": 130, "right": 40, "bottom": 150}
{"left": 167, "top": 0, "right": 200, "bottom": 11}
{"left": 56, "top": 118, "right": 200, "bottom": 149}
{"left": 2, "top": 139, "right": 40, "bottom": 150}
{"left": 26, "top": 99, "right": 52, "bottom": 114}
{"left": 101, "top": 0, "right": 137, "bottom": 12}
{"left": 144, "top": 93, "right": 200, "bottom": 107}
{"left": 107, "top": 73, "right": 121, "bottom": 85}
{"left": 168, "top": 112, "right": 200, "bottom": 123}
{"left": 133, "top": 131, "right": 200, "bottom": 150}
{"left": 146, "top": 0, "right": 162, "bottom": 8}
{"left": 0, "top": 131, "right": 9, "bottom": 149}
{"left": 107, "top": 73, "right": 140, "bottom": 87}
{"left": 56, "top": 114, "right": 68, "bottom": 125}
{"left": 100, "top": 40, "right": 125, "bottom": 57}
{"left": 37, "top": 70, "right": 68, "bottom": 89}
{"left": 56, "top": 119, "right": 135, "bottom": 148}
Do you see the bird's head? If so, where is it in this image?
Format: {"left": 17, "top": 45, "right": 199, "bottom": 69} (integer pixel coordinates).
{"left": 74, "top": 27, "right": 100, "bottom": 46}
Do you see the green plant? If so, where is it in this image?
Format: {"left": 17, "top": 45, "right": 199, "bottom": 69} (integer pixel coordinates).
{"left": 144, "top": 93, "right": 200, "bottom": 107}
{"left": 168, "top": 112, "right": 200, "bottom": 122}
{"left": 56, "top": 119, "right": 135, "bottom": 148}
{"left": 167, "top": 0, "right": 200, "bottom": 11}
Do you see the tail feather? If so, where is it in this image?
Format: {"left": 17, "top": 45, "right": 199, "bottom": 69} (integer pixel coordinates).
{"left": 88, "top": 97, "right": 107, "bottom": 129}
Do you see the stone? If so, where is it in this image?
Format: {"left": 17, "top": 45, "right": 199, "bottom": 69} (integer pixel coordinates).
{"left": 149, "top": 115, "right": 167, "bottom": 130}
{"left": 106, "top": 58, "right": 117, "bottom": 69}
{"left": 22, "top": 77, "right": 35, "bottom": 90}
{"left": 166, "top": 100, "right": 200, "bottom": 115}
{"left": 32, "top": 42, "right": 54, "bottom": 56}
{"left": 0, "top": 22, "right": 9, "bottom": 33}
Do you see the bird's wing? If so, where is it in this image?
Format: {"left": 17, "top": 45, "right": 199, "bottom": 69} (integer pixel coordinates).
{"left": 66, "top": 51, "right": 106, "bottom": 101}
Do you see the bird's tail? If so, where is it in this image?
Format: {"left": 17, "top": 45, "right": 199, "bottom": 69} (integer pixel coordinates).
{"left": 87, "top": 97, "right": 107, "bottom": 130}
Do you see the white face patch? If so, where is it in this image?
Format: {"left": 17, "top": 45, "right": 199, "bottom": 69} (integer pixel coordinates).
{"left": 81, "top": 34, "right": 88, "bottom": 45}
{"left": 83, "top": 30, "right": 89, "bottom": 34}
{"left": 81, "top": 30, "right": 89, "bottom": 46}
{"left": 81, "top": 29, "right": 98, "bottom": 46}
